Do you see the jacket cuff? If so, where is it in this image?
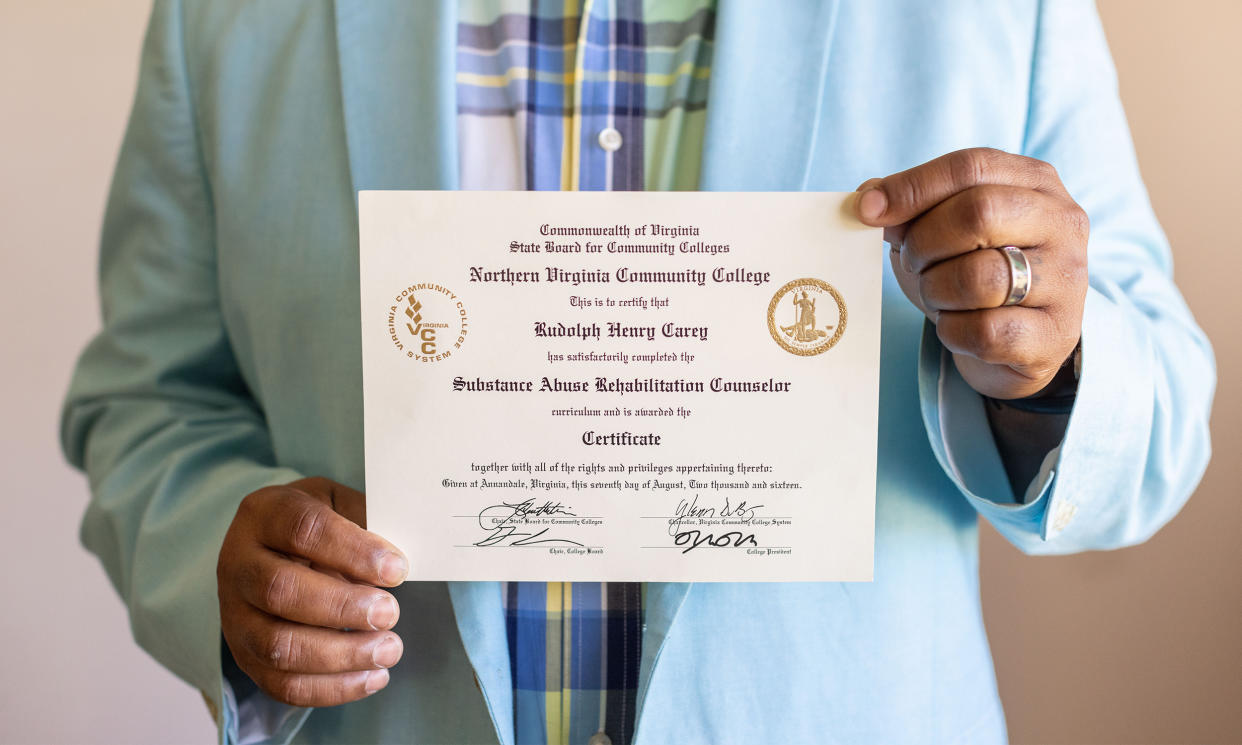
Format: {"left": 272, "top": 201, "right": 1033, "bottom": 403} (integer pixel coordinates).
{"left": 176, "top": 465, "right": 310, "bottom": 745}
{"left": 219, "top": 666, "right": 312, "bottom": 745}
{"left": 1027, "top": 284, "right": 1159, "bottom": 548}
{"left": 917, "top": 320, "right": 1056, "bottom": 546}
{"left": 918, "top": 286, "right": 1166, "bottom": 553}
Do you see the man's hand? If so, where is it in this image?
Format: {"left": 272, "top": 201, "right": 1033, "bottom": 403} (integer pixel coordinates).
{"left": 217, "top": 477, "right": 408, "bottom": 707}
{"left": 856, "top": 148, "right": 1088, "bottom": 399}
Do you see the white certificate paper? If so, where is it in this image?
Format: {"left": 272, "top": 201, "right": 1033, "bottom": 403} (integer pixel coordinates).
{"left": 360, "top": 192, "right": 881, "bottom": 582}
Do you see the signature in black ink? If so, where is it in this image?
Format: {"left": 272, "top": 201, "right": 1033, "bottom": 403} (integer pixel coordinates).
{"left": 667, "top": 494, "right": 764, "bottom": 553}
{"left": 673, "top": 529, "right": 759, "bottom": 554}
{"left": 667, "top": 494, "right": 765, "bottom": 536}
{"left": 473, "top": 499, "right": 584, "bottom": 548}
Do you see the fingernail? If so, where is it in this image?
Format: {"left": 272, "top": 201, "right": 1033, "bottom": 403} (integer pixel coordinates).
{"left": 857, "top": 187, "right": 887, "bottom": 221}
{"left": 380, "top": 552, "right": 408, "bottom": 585}
{"left": 365, "top": 668, "right": 390, "bottom": 695}
{"left": 372, "top": 636, "right": 403, "bottom": 668}
{"left": 367, "top": 595, "right": 399, "bottom": 630}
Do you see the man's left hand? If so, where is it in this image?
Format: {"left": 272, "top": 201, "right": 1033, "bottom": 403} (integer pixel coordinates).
{"left": 855, "top": 147, "right": 1088, "bottom": 399}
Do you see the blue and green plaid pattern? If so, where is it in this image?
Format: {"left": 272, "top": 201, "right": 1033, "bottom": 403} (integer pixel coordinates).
{"left": 503, "top": 583, "right": 646, "bottom": 744}
{"left": 456, "top": 1, "right": 715, "bottom": 743}
{"left": 456, "top": 0, "right": 714, "bottom": 192}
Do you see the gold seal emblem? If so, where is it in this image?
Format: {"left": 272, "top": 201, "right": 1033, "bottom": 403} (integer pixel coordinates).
{"left": 767, "top": 278, "right": 846, "bottom": 356}
{"left": 386, "top": 283, "right": 469, "bottom": 362}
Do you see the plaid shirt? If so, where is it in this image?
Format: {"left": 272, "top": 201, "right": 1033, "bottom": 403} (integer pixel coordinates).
{"left": 455, "top": 1, "right": 715, "bottom": 743}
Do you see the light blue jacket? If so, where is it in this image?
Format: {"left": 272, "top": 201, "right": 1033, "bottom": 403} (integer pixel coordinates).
{"left": 62, "top": 1, "right": 1214, "bottom": 743}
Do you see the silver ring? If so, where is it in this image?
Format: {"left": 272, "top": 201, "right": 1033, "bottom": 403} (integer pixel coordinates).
{"left": 997, "top": 245, "right": 1031, "bottom": 306}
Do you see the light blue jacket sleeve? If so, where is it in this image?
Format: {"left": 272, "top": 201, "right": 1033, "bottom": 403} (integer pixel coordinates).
{"left": 920, "top": 0, "right": 1215, "bottom": 553}
{"left": 59, "top": 2, "right": 304, "bottom": 741}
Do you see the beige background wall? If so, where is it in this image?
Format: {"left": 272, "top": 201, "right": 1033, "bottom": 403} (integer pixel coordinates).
{"left": 0, "top": 1, "right": 1237, "bottom": 743}
{"left": 1, "top": 2, "right": 216, "bottom": 743}
{"left": 982, "top": 1, "right": 1242, "bottom": 742}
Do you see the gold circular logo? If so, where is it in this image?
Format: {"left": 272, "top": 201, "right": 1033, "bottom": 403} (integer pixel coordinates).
{"left": 386, "top": 283, "right": 469, "bottom": 362}
{"left": 767, "top": 278, "right": 847, "bottom": 356}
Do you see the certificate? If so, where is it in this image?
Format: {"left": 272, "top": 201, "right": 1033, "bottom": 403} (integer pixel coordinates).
{"left": 360, "top": 191, "right": 881, "bottom": 582}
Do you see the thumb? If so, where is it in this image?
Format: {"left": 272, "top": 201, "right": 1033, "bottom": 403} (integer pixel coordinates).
{"left": 852, "top": 179, "right": 908, "bottom": 246}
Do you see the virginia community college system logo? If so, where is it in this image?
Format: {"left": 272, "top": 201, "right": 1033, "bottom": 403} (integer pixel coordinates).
{"left": 387, "top": 283, "right": 469, "bottom": 362}
{"left": 767, "top": 278, "right": 847, "bottom": 356}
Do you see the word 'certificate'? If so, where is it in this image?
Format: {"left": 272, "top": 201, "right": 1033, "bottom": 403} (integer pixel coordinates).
{"left": 360, "top": 192, "right": 881, "bottom": 582}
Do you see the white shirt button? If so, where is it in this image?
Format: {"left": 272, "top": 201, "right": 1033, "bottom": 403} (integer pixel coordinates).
{"left": 1051, "top": 500, "right": 1078, "bottom": 532}
{"left": 587, "top": 732, "right": 613, "bottom": 745}
{"left": 597, "top": 127, "right": 623, "bottom": 152}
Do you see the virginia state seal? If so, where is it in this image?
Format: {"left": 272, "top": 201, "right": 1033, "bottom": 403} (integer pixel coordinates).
{"left": 767, "top": 278, "right": 846, "bottom": 356}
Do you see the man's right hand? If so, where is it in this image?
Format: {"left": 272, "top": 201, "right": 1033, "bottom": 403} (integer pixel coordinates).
{"left": 217, "top": 477, "right": 408, "bottom": 707}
